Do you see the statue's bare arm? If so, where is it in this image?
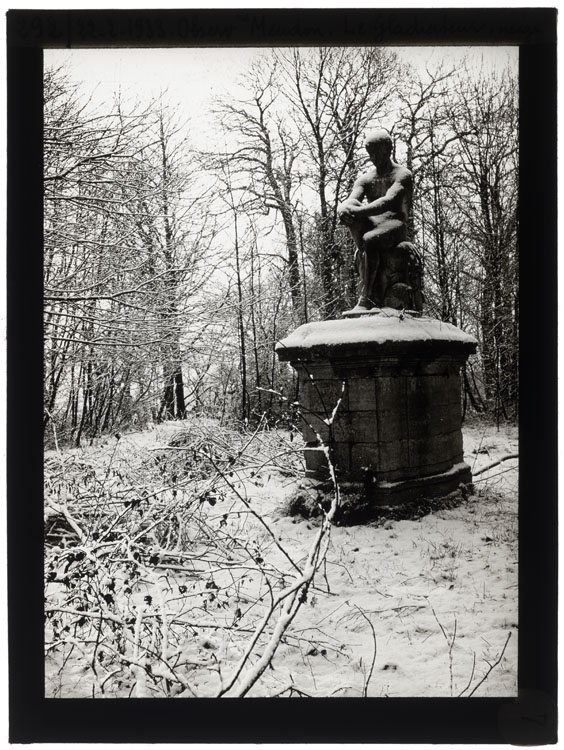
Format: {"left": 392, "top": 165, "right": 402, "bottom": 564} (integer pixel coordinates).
{"left": 337, "top": 179, "right": 367, "bottom": 226}
{"left": 357, "top": 172, "right": 411, "bottom": 218}
{"left": 339, "top": 169, "right": 411, "bottom": 225}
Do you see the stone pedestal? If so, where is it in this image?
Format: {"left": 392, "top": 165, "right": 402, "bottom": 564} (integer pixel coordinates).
{"left": 276, "top": 310, "right": 477, "bottom": 507}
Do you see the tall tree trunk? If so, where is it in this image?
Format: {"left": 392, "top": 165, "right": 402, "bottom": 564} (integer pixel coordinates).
{"left": 233, "top": 213, "right": 248, "bottom": 422}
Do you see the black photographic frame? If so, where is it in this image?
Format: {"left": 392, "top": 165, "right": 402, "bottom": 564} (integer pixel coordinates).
{"left": 7, "top": 7, "right": 557, "bottom": 744}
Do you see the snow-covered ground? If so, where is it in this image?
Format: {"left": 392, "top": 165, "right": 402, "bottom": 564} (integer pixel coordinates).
{"left": 268, "top": 425, "right": 517, "bottom": 697}
{"left": 44, "top": 419, "right": 518, "bottom": 698}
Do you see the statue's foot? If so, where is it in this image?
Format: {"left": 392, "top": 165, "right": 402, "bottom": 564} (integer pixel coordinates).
{"left": 342, "top": 297, "right": 385, "bottom": 318}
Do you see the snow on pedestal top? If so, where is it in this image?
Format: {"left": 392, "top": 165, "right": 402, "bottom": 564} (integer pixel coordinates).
{"left": 276, "top": 309, "right": 477, "bottom": 359}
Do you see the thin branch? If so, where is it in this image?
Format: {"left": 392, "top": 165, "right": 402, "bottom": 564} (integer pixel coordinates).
{"left": 466, "top": 632, "right": 512, "bottom": 697}
{"left": 354, "top": 606, "right": 377, "bottom": 697}
{"left": 472, "top": 453, "right": 518, "bottom": 477}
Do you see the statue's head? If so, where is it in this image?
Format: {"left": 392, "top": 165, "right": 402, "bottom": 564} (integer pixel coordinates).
{"left": 364, "top": 129, "right": 393, "bottom": 161}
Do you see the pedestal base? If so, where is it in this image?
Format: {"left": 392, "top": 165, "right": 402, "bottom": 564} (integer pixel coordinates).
{"left": 276, "top": 311, "right": 477, "bottom": 515}
{"left": 287, "top": 465, "right": 473, "bottom": 525}
{"left": 362, "top": 460, "right": 472, "bottom": 504}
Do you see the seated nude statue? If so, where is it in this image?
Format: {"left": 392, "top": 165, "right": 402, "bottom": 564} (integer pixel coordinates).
{"left": 338, "top": 128, "right": 416, "bottom": 311}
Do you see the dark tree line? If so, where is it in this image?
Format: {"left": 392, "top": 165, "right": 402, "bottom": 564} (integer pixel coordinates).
{"left": 44, "top": 50, "right": 518, "bottom": 443}
{"left": 205, "top": 50, "right": 518, "bottom": 422}
{"left": 44, "top": 69, "right": 216, "bottom": 444}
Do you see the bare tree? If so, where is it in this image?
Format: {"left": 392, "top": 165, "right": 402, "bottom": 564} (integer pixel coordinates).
{"left": 121, "top": 105, "right": 216, "bottom": 421}
{"left": 44, "top": 67, "right": 216, "bottom": 443}
{"left": 275, "top": 47, "right": 402, "bottom": 317}
{"left": 448, "top": 64, "right": 518, "bottom": 420}
{"left": 394, "top": 61, "right": 468, "bottom": 324}
{"left": 393, "top": 58, "right": 517, "bottom": 417}
{"left": 44, "top": 67, "right": 161, "bottom": 442}
{"left": 214, "top": 62, "right": 304, "bottom": 319}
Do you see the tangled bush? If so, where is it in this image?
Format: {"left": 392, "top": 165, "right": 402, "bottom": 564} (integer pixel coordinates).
{"left": 44, "top": 419, "right": 333, "bottom": 698}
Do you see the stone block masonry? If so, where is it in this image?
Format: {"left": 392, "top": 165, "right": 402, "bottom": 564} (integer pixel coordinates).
{"left": 276, "top": 310, "right": 477, "bottom": 507}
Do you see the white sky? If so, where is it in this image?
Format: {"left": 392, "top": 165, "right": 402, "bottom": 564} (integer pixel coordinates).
{"left": 46, "top": 46, "right": 518, "bottom": 149}
{"left": 43, "top": 45, "right": 519, "bottom": 268}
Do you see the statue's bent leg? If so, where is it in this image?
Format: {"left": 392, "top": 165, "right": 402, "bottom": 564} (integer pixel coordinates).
{"left": 363, "top": 250, "right": 380, "bottom": 307}
{"left": 363, "top": 219, "right": 407, "bottom": 307}
{"left": 347, "top": 218, "right": 375, "bottom": 309}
